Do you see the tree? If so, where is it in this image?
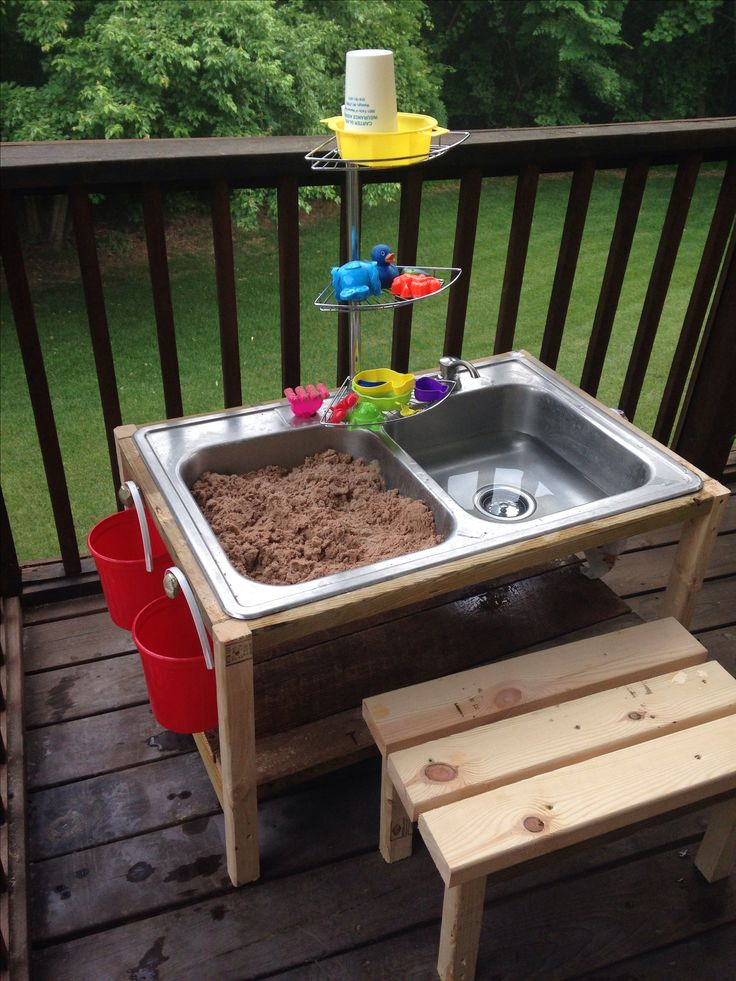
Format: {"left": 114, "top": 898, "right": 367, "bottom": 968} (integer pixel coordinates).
{"left": 426, "top": 0, "right": 734, "bottom": 128}
{"left": 1, "top": 0, "right": 443, "bottom": 141}
{"left": 1, "top": 0, "right": 444, "bottom": 228}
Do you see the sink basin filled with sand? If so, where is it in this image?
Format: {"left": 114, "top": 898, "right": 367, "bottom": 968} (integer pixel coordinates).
{"left": 191, "top": 449, "right": 443, "bottom": 586}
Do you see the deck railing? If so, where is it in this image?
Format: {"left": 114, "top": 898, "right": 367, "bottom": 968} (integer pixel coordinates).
{"left": 1, "top": 118, "right": 735, "bottom": 593}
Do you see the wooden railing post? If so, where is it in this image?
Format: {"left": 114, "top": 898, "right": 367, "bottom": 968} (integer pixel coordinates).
{"left": 0, "top": 192, "right": 81, "bottom": 576}
{"left": 0, "top": 488, "right": 21, "bottom": 600}
{"left": 673, "top": 227, "right": 736, "bottom": 478}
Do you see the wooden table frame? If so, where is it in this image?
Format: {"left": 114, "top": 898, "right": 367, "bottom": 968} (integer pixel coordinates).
{"left": 114, "top": 352, "right": 730, "bottom": 887}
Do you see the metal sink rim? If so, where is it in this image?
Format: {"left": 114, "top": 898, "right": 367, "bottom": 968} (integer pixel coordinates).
{"left": 133, "top": 352, "right": 702, "bottom": 619}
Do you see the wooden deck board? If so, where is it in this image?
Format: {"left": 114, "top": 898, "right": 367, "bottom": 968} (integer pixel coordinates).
{"left": 19, "top": 494, "right": 736, "bottom": 979}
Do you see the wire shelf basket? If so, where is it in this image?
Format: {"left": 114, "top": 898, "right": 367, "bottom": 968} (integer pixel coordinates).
{"left": 315, "top": 265, "right": 462, "bottom": 312}
{"left": 305, "top": 130, "right": 469, "bottom": 172}
{"left": 320, "top": 375, "right": 456, "bottom": 429}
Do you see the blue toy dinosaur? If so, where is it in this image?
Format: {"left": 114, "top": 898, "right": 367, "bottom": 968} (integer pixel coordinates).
{"left": 331, "top": 259, "right": 382, "bottom": 302}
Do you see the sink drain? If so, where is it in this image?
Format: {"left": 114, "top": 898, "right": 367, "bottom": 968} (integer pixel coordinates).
{"left": 473, "top": 484, "right": 537, "bottom": 521}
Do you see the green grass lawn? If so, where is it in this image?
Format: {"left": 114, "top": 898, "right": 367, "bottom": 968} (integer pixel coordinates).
{"left": 0, "top": 167, "right": 723, "bottom": 562}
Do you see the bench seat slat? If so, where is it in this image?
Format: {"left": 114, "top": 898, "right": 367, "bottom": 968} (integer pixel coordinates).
{"left": 363, "top": 619, "right": 706, "bottom": 754}
{"left": 419, "top": 713, "right": 736, "bottom": 887}
{"left": 389, "top": 661, "right": 736, "bottom": 820}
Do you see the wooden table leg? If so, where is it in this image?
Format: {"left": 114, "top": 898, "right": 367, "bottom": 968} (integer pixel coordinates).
{"left": 379, "top": 756, "right": 413, "bottom": 863}
{"left": 695, "top": 798, "right": 736, "bottom": 883}
{"left": 662, "top": 479, "right": 729, "bottom": 627}
{"left": 213, "top": 620, "right": 259, "bottom": 886}
{"left": 437, "top": 876, "right": 487, "bottom": 981}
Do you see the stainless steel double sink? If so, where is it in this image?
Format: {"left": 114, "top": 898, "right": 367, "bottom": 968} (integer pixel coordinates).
{"left": 134, "top": 352, "right": 701, "bottom": 619}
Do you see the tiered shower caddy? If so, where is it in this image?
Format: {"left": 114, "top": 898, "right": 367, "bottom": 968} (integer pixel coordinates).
{"left": 304, "top": 118, "right": 469, "bottom": 427}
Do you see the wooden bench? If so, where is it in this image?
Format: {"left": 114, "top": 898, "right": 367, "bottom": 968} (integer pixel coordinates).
{"left": 363, "top": 619, "right": 736, "bottom": 980}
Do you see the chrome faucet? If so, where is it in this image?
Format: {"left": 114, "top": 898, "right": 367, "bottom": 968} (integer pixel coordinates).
{"left": 439, "top": 356, "right": 481, "bottom": 388}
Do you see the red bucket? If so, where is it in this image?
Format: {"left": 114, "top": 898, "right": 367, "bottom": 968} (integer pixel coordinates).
{"left": 132, "top": 591, "right": 217, "bottom": 734}
{"left": 88, "top": 507, "right": 171, "bottom": 630}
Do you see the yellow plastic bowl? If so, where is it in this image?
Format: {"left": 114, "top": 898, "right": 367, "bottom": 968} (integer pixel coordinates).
{"left": 352, "top": 368, "right": 414, "bottom": 398}
{"left": 321, "top": 113, "right": 449, "bottom": 168}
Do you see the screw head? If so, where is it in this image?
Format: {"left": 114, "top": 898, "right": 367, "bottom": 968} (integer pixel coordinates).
{"left": 163, "top": 571, "right": 180, "bottom": 599}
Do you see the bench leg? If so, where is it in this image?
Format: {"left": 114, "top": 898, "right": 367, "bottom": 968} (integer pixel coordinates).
{"left": 437, "top": 876, "right": 487, "bottom": 981}
{"left": 379, "top": 757, "right": 413, "bottom": 863}
{"left": 695, "top": 798, "right": 736, "bottom": 882}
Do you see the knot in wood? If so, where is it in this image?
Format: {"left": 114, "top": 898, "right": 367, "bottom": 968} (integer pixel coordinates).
{"left": 494, "top": 687, "right": 522, "bottom": 709}
{"left": 523, "top": 816, "right": 546, "bottom": 833}
{"left": 424, "top": 762, "right": 458, "bottom": 783}
{"left": 628, "top": 711, "right": 643, "bottom": 720}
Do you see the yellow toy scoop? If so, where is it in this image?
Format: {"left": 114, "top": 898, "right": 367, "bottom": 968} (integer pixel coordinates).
{"left": 352, "top": 368, "right": 414, "bottom": 398}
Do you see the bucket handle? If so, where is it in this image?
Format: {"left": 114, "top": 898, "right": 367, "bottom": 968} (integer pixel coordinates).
{"left": 119, "top": 480, "right": 154, "bottom": 573}
{"left": 162, "top": 567, "right": 214, "bottom": 671}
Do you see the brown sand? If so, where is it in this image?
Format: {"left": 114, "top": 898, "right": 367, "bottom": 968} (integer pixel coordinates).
{"left": 191, "top": 448, "right": 442, "bottom": 585}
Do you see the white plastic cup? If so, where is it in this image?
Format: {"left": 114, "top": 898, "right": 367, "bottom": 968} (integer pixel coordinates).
{"left": 343, "top": 49, "right": 398, "bottom": 133}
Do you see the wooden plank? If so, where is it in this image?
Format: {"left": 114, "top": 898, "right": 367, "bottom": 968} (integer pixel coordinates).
{"left": 443, "top": 169, "right": 483, "bottom": 357}
{"left": 696, "top": 625, "right": 736, "bottom": 676}
{"left": 30, "top": 830, "right": 734, "bottom": 981}
{"left": 391, "top": 169, "right": 423, "bottom": 372}
{"left": 210, "top": 179, "right": 242, "bottom": 408}
{"left": 23, "top": 610, "right": 134, "bottom": 673}
{"left": 211, "top": 619, "right": 258, "bottom": 885}
{"left": 26, "top": 704, "right": 194, "bottom": 790}
{"left": 0, "top": 192, "right": 80, "bottom": 576}
{"left": 623, "top": 490, "right": 736, "bottom": 549}
{"left": 420, "top": 714, "right": 736, "bottom": 887}
{"left": 28, "top": 752, "right": 220, "bottom": 861}
{"left": 580, "top": 158, "right": 650, "bottom": 396}
{"left": 25, "top": 653, "right": 147, "bottom": 728}
{"left": 654, "top": 159, "right": 736, "bottom": 444}
{"left": 0, "top": 598, "right": 29, "bottom": 981}
{"left": 494, "top": 164, "right": 540, "bottom": 354}
{"left": 363, "top": 618, "right": 706, "bottom": 755}
{"left": 5, "top": 119, "right": 733, "bottom": 189}
{"left": 391, "top": 661, "right": 736, "bottom": 820}
{"left": 250, "top": 557, "right": 581, "bottom": 664}
{"left": 244, "top": 487, "right": 703, "bottom": 655}
{"left": 629, "top": 575, "right": 736, "bottom": 632}
{"left": 142, "top": 182, "right": 183, "bottom": 419}
{"left": 575, "top": 925, "right": 736, "bottom": 981}
{"left": 22, "top": 594, "right": 108, "bottom": 627}
{"left": 30, "top": 758, "right": 381, "bottom": 943}
{"left": 277, "top": 175, "right": 300, "bottom": 391}
{"left": 69, "top": 186, "right": 123, "bottom": 500}
{"left": 251, "top": 565, "right": 626, "bottom": 737}
{"left": 607, "top": 530, "right": 736, "bottom": 597}
{"left": 28, "top": 707, "right": 374, "bottom": 862}
{"left": 540, "top": 158, "right": 596, "bottom": 369}
{"left": 619, "top": 153, "right": 701, "bottom": 422}
{"left": 265, "top": 842, "right": 735, "bottom": 981}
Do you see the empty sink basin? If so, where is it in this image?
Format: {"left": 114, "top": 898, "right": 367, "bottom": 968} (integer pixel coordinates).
{"left": 385, "top": 353, "right": 701, "bottom": 530}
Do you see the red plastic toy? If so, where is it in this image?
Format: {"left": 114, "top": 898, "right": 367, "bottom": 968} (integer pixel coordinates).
{"left": 328, "top": 391, "right": 359, "bottom": 423}
{"left": 390, "top": 273, "right": 442, "bottom": 299}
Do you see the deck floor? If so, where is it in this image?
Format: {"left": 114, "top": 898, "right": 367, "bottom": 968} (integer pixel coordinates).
{"left": 22, "top": 485, "right": 736, "bottom": 980}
